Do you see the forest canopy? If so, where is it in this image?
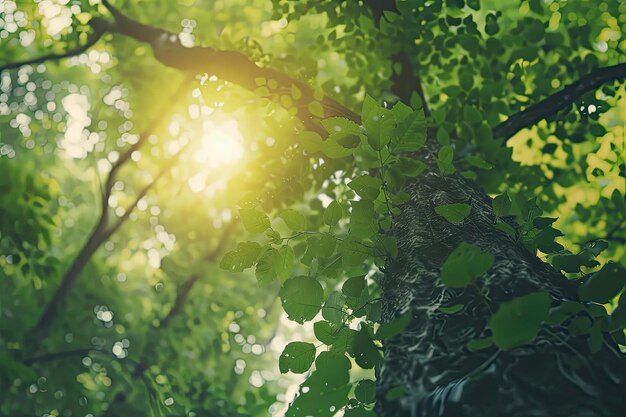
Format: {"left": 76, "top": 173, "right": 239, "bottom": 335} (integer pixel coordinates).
{"left": 0, "top": 0, "right": 625, "bottom": 416}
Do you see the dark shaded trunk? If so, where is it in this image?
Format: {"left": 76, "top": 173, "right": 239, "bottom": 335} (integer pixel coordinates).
{"left": 376, "top": 139, "right": 626, "bottom": 417}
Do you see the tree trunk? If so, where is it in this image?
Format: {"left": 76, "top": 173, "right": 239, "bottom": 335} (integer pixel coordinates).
{"left": 376, "top": 138, "right": 626, "bottom": 417}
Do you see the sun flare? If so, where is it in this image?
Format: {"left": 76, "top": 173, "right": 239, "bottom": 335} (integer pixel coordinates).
{"left": 187, "top": 119, "right": 245, "bottom": 193}
{"left": 195, "top": 119, "right": 245, "bottom": 168}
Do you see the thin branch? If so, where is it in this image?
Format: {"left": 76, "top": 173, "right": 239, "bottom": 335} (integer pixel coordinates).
{"left": 101, "top": 220, "right": 237, "bottom": 416}
{"left": 101, "top": 170, "right": 163, "bottom": 240}
{"left": 100, "top": 0, "right": 358, "bottom": 130}
{"left": 361, "top": 0, "right": 430, "bottom": 115}
{"left": 0, "top": 21, "right": 108, "bottom": 72}
{"left": 101, "top": 74, "right": 195, "bottom": 216}
{"left": 102, "top": 145, "right": 187, "bottom": 240}
{"left": 27, "top": 78, "right": 193, "bottom": 353}
{"left": 160, "top": 219, "right": 238, "bottom": 327}
{"left": 23, "top": 348, "right": 104, "bottom": 365}
{"left": 158, "top": 275, "right": 199, "bottom": 329}
{"left": 494, "top": 63, "right": 626, "bottom": 140}
{"left": 603, "top": 220, "right": 626, "bottom": 245}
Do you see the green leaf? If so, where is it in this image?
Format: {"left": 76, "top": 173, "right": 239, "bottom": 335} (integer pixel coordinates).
{"left": 239, "top": 208, "right": 270, "bottom": 234}
{"left": 489, "top": 291, "right": 551, "bottom": 350}
{"left": 578, "top": 262, "right": 626, "bottom": 303}
{"left": 280, "top": 276, "right": 324, "bottom": 323}
{"left": 533, "top": 216, "right": 558, "bottom": 229}
{"left": 373, "top": 235, "right": 398, "bottom": 259}
{"left": 439, "top": 304, "right": 464, "bottom": 314}
{"left": 353, "top": 327, "right": 382, "bottom": 369}
{"left": 385, "top": 386, "right": 406, "bottom": 401}
{"left": 286, "top": 352, "right": 351, "bottom": 417}
{"left": 324, "top": 200, "right": 343, "bottom": 226}
{"left": 524, "top": 18, "right": 545, "bottom": 43}
{"left": 350, "top": 200, "right": 378, "bottom": 238}
{"left": 463, "top": 105, "right": 482, "bottom": 125}
{"left": 440, "top": 242, "right": 494, "bottom": 288}
{"left": 344, "top": 407, "right": 377, "bottom": 417}
{"left": 391, "top": 101, "right": 413, "bottom": 120}
{"left": 375, "top": 312, "right": 412, "bottom": 340}
{"left": 552, "top": 243, "right": 605, "bottom": 273}
{"left": 467, "top": 337, "right": 494, "bottom": 351}
{"left": 291, "top": 84, "right": 302, "bottom": 100}
{"left": 314, "top": 321, "right": 340, "bottom": 345}
{"left": 533, "top": 227, "right": 564, "bottom": 254}
{"left": 315, "top": 351, "right": 352, "bottom": 384}
{"left": 436, "top": 126, "right": 450, "bottom": 145}
{"left": 546, "top": 301, "right": 584, "bottom": 325}
{"left": 611, "top": 188, "right": 626, "bottom": 213}
{"left": 279, "top": 342, "right": 316, "bottom": 374}
{"left": 255, "top": 245, "right": 295, "bottom": 285}
{"left": 300, "top": 130, "right": 323, "bottom": 153}
{"left": 495, "top": 219, "right": 516, "bottom": 238}
{"left": 330, "top": 328, "right": 357, "bottom": 355}
{"left": 336, "top": 133, "right": 362, "bottom": 149}
{"left": 394, "top": 157, "right": 426, "bottom": 177}
{"left": 459, "top": 68, "right": 474, "bottom": 90}
{"left": 410, "top": 91, "right": 423, "bottom": 110}
{"left": 355, "top": 379, "right": 376, "bottom": 403}
{"left": 465, "top": 155, "right": 493, "bottom": 170}
{"left": 279, "top": 209, "right": 306, "bottom": 231}
{"left": 322, "top": 290, "right": 346, "bottom": 325}
{"left": 219, "top": 242, "right": 262, "bottom": 272}
{"left": 302, "top": 234, "right": 337, "bottom": 265}
{"left": 342, "top": 276, "right": 366, "bottom": 297}
{"left": 340, "top": 236, "right": 371, "bottom": 267}
{"left": 361, "top": 94, "right": 379, "bottom": 121}
{"left": 321, "top": 117, "right": 360, "bottom": 135}
{"left": 485, "top": 12, "right": 499, "bottom": 35}
{"left": 320, "top": 135, "right": 354, "bottom": 159}
{"left": 437, "top": 145, "right": 455, "bottom": 175}
{"left": 393, "top": 109, "right": 427, "bottom": 152}
{"left": 348, "top": 175, "right": 382, "bottom": 200}
{"left": 322, "top": 117, "right": 361, "bottom": 149}
{"left": 365, "top": 110, "right": 394, "bottom": 151}
{"left": 308, "top": 101, "right": 325, "bottom": 118}
{"left": 609, "top": 294, "right": 626, "bottom": 331}
{"left": 492, "top": 193, "right": 511, "bottom": 217}
{"left": 435, "top": 203, "right": 471, "bottom": 224}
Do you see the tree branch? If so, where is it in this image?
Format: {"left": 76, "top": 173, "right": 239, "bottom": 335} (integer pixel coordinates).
{"left": 361, "top": 0, "right": 430, "bottom": 115}
{"left": 160, "top": 219, "right": 237, "bottom": 328}
{"left": 101, "top": 74, "right": 195, "bottom": 216}
{"left": 0, "top": 21, "right": 108, "bottom": 72}
{"left": 27, "top": 78, "right": 192, "bottom": 353}
{"left": 100, "top": 0, "right": 358, "bottom": 130}
{"left": 100, "top": 220, "right": 237, "bottom": 416}
{"left": 23, "top": 348, "right": 103, "bottom": 365}
{"left": 494, "top": 63, "right": 626, "bottom": 140}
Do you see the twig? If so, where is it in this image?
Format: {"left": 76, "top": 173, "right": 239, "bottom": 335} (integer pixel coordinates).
{"left": 26, "top": 77, "right": 194, "bottom": 352}
{"left": 23, "top": 348, "right": 104, "bottom": 365}
{"left": 0, "top": 22, "right": 108, "bottom": 72}
{"left": 99, "top": 0, "right": 359, "bottom": 130}
{"left": 362, "top": 0, "right": 430, "bottom": 115}
{"left": 494, "top": 63, "right": 626, "bottom": 140}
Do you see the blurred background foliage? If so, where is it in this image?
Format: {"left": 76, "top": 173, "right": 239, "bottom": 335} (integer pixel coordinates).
{"left": 0, "top": 0, "right": 624, "bottom": 416}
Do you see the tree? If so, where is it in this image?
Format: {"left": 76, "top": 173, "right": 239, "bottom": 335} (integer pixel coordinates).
{"left": 1, "top": 1, "right": 625, "bottom": 416}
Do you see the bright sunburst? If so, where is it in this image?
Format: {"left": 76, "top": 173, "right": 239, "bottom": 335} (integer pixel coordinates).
{"left": 195, "top": 119, "right": 244, "bottom": 168}
{"left": 187, "top": 119, "right": 245, "bottom": 193}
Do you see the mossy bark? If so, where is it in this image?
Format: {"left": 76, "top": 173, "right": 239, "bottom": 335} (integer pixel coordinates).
{"left": 376, "top": 141, "right": 626, "bottom": 417}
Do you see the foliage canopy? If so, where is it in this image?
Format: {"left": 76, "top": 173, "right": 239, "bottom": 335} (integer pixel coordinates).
{"left": 0, "top": 0, "right": 625, "bottom": 416}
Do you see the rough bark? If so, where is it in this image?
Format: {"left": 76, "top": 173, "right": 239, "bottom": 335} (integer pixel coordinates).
{"left": 376, "top": 137, "right": 626, "bottom": 417}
